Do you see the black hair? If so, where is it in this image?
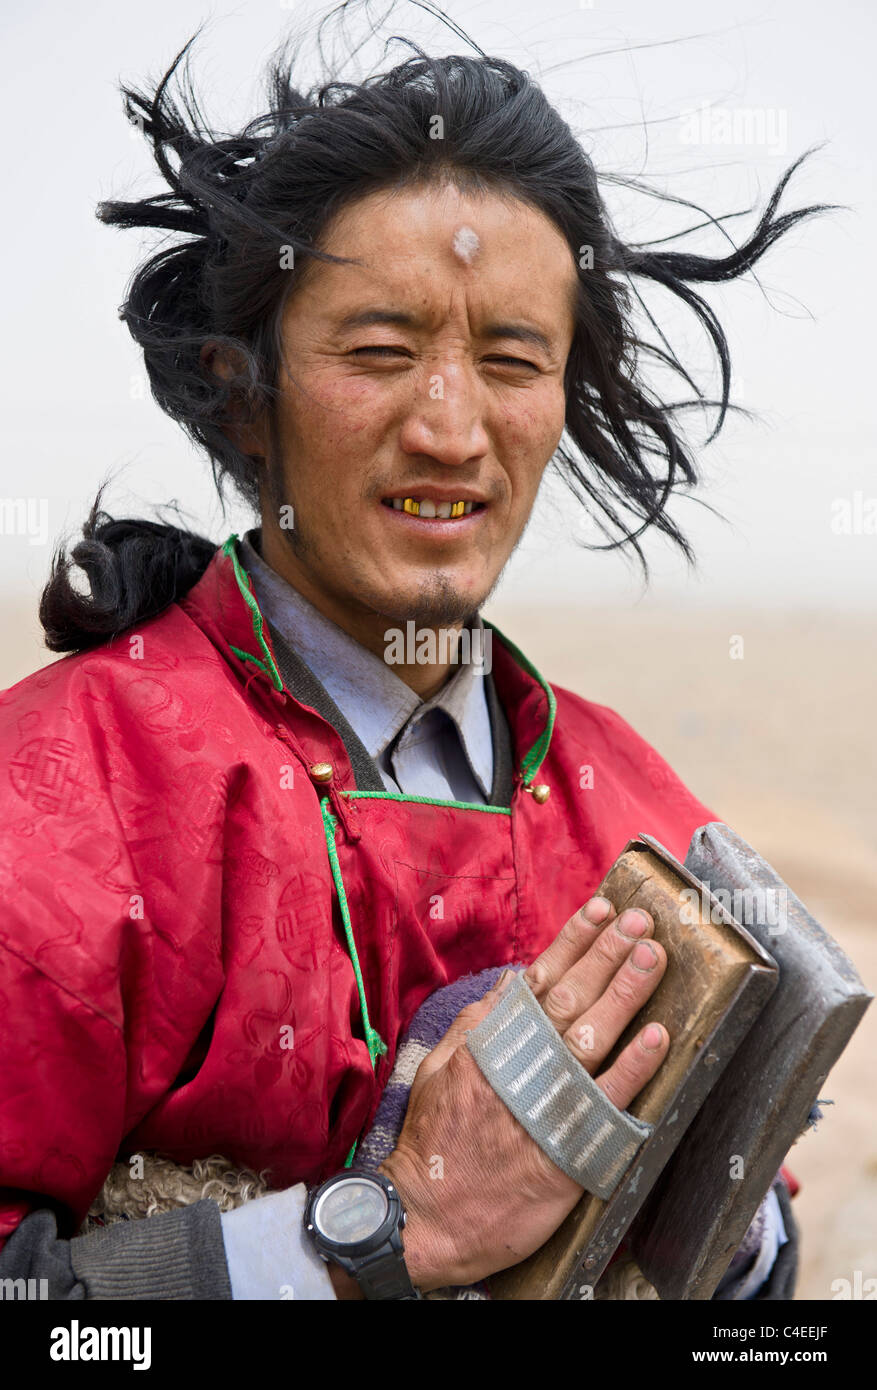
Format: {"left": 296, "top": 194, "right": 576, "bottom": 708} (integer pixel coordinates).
{"left": 41, "top": 5, "right": 833, "bottom": 651}
{"left": 39, "top": 492, "right": 217, "bottom": 654}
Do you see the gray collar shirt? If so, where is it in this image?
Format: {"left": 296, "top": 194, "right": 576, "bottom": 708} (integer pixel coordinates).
{"left": 238, "top": 529, "right": 495, "bottom": 804}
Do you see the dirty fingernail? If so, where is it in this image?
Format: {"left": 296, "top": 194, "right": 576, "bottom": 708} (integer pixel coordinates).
{"left": 642, "top": 1024, "right": 664, "bottom": 1050}
{"left": 584, "top": 896, "right": 611, "bottom": 923}
{"left": 617, "top": 909, "right": 649, "bottom": 939}
{"left": 631, "top": 941, "right": 657, "bottom": 971}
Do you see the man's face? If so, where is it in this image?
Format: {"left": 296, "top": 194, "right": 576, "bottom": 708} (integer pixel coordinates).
{"left": 258, "top": 181, "right": 577, "bottom": 632}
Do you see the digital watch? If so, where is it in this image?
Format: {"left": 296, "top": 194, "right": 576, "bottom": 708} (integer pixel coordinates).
{"left": 304, "top": 1170, "right": 422, "bottom": 1300}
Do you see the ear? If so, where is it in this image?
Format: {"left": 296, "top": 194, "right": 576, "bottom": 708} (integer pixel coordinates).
{"left": 200, "top": 340, "right": 267, "bottom": 459}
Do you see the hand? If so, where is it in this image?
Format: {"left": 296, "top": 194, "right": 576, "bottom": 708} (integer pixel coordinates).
{"left": 378, "top": 895, "right": 669, "bottom": 1291}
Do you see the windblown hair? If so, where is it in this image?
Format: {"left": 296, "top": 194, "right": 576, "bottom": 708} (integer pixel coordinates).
{"left": 41, "top": 5, "right": 832, "bottom": 651}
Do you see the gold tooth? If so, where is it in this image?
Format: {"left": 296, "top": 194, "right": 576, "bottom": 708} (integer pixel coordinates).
{"left": 400, "top": 498, "right": 468, "bottom": 517}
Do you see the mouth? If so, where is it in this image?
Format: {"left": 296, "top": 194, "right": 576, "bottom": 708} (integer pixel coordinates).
{"left": 380, "top": 496, "right": 485, "bottom": 521}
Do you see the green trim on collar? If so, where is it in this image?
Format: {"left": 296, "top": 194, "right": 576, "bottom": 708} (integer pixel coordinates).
{"left": 229, "top": 645, "right": 275, "bottom": 679}
{"left": 345, "top": 790, "right": 512, "bottom": 816}
{"left": 220, "top": 534, "right": 556, "bottom": 780}
{"left": 222, "top": 534, "right": 284, "bottom": 691}
{"left": 483, "top": 620, "right": 556, "bottom": 784}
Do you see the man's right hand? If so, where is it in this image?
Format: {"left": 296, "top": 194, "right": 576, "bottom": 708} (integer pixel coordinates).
{"left": 378, "top": 895, "right": 669, "bottom": 1292}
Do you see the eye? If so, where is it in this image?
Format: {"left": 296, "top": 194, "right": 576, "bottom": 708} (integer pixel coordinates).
{"left": 484, "top": 355, "right": 540, "bottom": 371}
{"left": 349, "top": 345, "right": 410, "bottom": 359}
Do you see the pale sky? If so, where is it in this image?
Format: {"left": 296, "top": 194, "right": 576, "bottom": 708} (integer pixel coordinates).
{"left": 2, "top": 0, "right": 874, "bottom": 610}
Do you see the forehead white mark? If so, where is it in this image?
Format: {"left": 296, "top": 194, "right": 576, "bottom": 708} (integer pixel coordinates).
{"left": 451, "top": 224, "right": 481, "bottom": 265}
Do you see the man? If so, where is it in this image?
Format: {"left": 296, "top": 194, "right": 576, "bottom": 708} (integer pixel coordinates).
{"left": 1, "top": 27, "right": 812, "bottom": 1298}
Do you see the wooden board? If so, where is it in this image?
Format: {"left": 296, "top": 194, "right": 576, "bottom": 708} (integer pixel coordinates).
{"left": 628, "top": 822, "right": 873, "bottom": 1299}
{"left": 488, "top": 836, "right": 777, "bottom": 1300}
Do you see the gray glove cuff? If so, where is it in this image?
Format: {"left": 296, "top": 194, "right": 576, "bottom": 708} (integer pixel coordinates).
{"left": 466, "top": 972, "right": 653, "bottom": 1198}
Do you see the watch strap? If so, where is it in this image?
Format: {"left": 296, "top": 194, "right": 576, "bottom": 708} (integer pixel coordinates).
{"left": 352, "top": 1238, "right": 421, "bottom": 1300}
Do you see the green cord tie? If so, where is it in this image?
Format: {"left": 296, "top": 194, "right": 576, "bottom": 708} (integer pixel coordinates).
{"left": 319, "top": 798, "right": 387, "bottom": 1066}
{"left": 319, "top": 796, "right": 388, "bottom": 1167}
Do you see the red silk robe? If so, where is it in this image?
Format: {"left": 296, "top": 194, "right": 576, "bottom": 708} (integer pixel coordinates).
{"left": 0, "top": 535, "right": 714, "bottom": 1246}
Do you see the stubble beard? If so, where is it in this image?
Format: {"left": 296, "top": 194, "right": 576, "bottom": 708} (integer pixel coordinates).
{"left": 262, "top": 456, "right": 508, "bottom": 630}
{"left": 275, "top": 513, "right": 502, "bottom": 631}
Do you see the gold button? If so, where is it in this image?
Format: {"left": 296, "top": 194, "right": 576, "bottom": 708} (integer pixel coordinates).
{"left": 309, "top": 762, "right": 334, "bottom": 783}
{"left": 530, "top": 784, "right": 551, "bottom": 804}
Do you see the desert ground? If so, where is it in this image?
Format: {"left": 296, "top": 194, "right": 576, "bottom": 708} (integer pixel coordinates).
{"left": 2, "top": 596, "right": 874, "bottom": 1301}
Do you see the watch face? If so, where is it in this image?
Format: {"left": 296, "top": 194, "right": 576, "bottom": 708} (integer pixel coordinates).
{"left": 314, "top": 1178, "right": 389, "bottom": 1245}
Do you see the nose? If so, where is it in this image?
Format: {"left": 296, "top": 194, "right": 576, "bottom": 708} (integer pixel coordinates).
{"left": 397, "top": 362, "right": 491, "bottom": 469}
